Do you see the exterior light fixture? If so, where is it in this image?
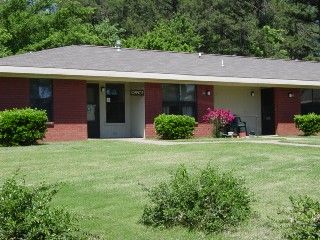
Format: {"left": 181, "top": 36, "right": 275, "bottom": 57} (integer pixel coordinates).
{"left": 250, "top": 91, "right": 255, "bottom": 97}
{"left": 100, "top": 87, "right": 105, "bottom": 93}
{"left": 115, "top": 40, "right": 122, "bottom": 51}
{"left": 202, "top": 90, "right": 211, "bottom": 96}
{"left": 288, "top": 92, "right": 294, "bottom": 98}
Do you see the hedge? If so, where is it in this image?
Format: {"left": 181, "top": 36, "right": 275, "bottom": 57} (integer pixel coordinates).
{"left": 154, "top": 114, "right": 196, "bottom": 140}
{"left": 279, "top": 195, "right": 320, "bottom": 239}
{"left": 0, "top": 108, "right": 48, "bottom": 146}
{"left": 141, "top": 165, "right": 253, "bottom": 233}
{"left": 294, "top": 113, "right": 320, "bottom": 136}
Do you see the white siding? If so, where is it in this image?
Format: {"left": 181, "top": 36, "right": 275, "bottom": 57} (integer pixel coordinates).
{"left": 99, "top": 82, "right": 145, "bottom": 138}
{"left": 214, "top": 86, "right": 262, "bottom": 135}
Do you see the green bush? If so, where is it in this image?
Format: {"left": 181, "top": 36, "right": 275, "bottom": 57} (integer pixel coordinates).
{"left": 294, "top": 113, "right": 320, "bottom": 136}
{"left": 279, "top": 196, "right": 320, "bottom": 240}
{"left": 141, "top": 165, "right": 253, "bottom": 233}
{"left": 154, "top": 114, "right": 196, "bottom": 140}
{"left": 0, "top": 175, "right": 85, "bottom": 240}
{"left": 0, "top": 108, "right": 48, "bottom": 146}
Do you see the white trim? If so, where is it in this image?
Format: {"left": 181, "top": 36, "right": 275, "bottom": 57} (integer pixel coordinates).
{"left": 0, "top": 66, "right": 319, "bottom": 87}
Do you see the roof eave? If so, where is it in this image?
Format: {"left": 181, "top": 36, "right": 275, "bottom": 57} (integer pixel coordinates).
{"left": 0, "top": 66, "right": 319, "bottom": 88}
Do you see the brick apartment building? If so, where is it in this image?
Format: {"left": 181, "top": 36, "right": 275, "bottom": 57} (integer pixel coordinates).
{"left": 0, "top": 45, "right": 319, "bottom": 141}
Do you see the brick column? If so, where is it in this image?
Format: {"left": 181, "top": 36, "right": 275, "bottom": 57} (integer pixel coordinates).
{"left": 195, "top": 85, "right": 214, "bottom": 137}
{"left": 145, "top": 83, "right": 163, "bottom": 137}
{"left": 45, "top": 79, "right": 87, "bottom": 141}
{"left": 274, "top": 88, "right": 301, "bottom": 136}
{"left": 0, "top": 77, "right": 29, "bottom": 110}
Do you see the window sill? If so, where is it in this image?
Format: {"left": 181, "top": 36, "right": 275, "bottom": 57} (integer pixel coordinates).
{"left": 46, "top": 122, "right": 54, "bottom": 128}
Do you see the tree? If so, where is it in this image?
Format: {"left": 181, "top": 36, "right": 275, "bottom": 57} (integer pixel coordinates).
{"left": 0, "top": 0, "right": 122, "bottom": 55}
{"left": 0, "top": 27, "right": 11, "bottom": 57}
{"left": 179, "top": 0, "right": 259, "bottom": 55}
{"left": 273, "top": 0, "right": 320, "bottom": 60}
{"left": 124, "top": 15, "right": 202, "bottom": 52}
{"left": 250, "top": 25, "right": 288, "bottom": 58}
{"left": 94, "top": 20, "right": 124, "bottom": 45}
{"left": 0, "top": 0, "right": 319, "bottom": 61}
{"left": 104, "top": 0, "right": 159, "bottom": 36}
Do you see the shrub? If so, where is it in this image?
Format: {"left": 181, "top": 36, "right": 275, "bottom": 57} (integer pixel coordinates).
{"left": 279, "top": 196, "right": 320, "bottom": 240}
{"left": 0, "top": 175, "right": 86, "bottom": 240}
{"left": 202, "top": 108, "right": 235, "bottom": 138}
{"left": 0, "top": 108, "right": 48, "bottom": 146}
{"left": 141, "top": 165, "right": 253, "bottom": 233}
{"left": 154, "top": 114, "right": 196, "bottom": 140}
{"left": 294, "top": 113, "right": 320, "bottom": 136}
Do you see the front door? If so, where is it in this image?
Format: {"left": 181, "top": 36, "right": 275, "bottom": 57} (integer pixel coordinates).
{"left": 87, "top": 84, "right": 100, "bottom": 138}
{"left": 261, "top": 88, "right": 275, "bottom": 135}
{"left": 106, "top": 84, "right": 125, "bottom": 124}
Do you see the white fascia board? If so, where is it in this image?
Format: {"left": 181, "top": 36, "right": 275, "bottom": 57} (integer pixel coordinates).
{"left": 0, "top": 66, "right": 319, "bottom": 88}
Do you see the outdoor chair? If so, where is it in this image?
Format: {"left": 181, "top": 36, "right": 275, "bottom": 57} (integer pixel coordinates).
{"left": 224, "top": 115, "right": 247, "bottom": 136}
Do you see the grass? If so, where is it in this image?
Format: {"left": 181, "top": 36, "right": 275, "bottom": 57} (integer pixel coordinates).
{"left": 0, "top": 139, "right": 319, "bottom": 239}
{"left": 173, "top": 136, "right": 287, "bottom": 142}
{"left": 175, "top": 136, "right": 320, "bottom": 146}
{"left": 279, "top": 136, "right": 320, "bottom": 145}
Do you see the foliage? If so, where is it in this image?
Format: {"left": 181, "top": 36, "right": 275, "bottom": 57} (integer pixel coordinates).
{"left": 101, "top": 0, "right": 160, "bottom": 36}
{"left": 94, "top": 20, "right": 124, "bottom": 46}
{"left": 280, "top": 0, "right": 320, "bottom": 61}
{"left": 0, "top": 0, "right": 319, "bottom": 61}
{"left": 0, "top": 174, "right": 84, "bottom": 240}
{"left": 124, "top": 15, "right": 202, "bottom": 52}
{"left": 250, "top": 25, "right": 288, "bottom": 58}
{"left": 181, "top": 1, "right": 259, "bottom": 56}
{"left": 294, "top": 113, "right": 320, "bottom": 136}
{"left": 0, "top": 108, "right": 47, "bottom": 146}
{"left": 278, "top": 195, "right": 320, "bottom": 240}
{"left": 202, "top": 108, "right": 235, "bottom": 138}
{"left": 154, "top": 114, "right": 195, "bottom": 140}
{"left": 0, "top": 0, "right": 122, "bottom": 55}
{"left": 0, "top": 26, "right": 12, "bottom": 57}
{"left": 141, "top": 165, "right": 253, "bottom": 233}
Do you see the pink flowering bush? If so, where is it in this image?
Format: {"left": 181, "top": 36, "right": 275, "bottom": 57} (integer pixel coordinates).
{"left": 203, "top": 108, "right": 235, "bottom": 138}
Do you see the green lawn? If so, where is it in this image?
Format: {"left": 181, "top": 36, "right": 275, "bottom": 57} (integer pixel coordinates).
{"left": 279, "top": 136, "right": 320, "bottom": 145}
{"left": 173, "top": 136, "right": 287, "bottom": 142}
{"left": 0, "top": 140, "right": 319, "bottom": 239}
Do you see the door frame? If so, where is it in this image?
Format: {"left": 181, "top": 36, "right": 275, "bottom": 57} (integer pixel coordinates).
{"left": 261, "top": 88, "right": 275, "bottom": 135}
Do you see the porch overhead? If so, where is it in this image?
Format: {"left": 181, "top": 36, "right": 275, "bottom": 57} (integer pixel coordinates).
{"left": 0, "top": 45, "right": 319, "bottom": 88}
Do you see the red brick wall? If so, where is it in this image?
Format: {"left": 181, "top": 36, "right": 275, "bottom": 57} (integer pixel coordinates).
{"left": 45, "top": 79, "right": 87, "bottom": 141}
{"left": 0, "top": 77, "right": 29, "bottom": 110}
{"left": 197, "top": 85, "right": 214, "bottom": 121}
{"left": 195, "top": 85, "right": 214, "bottom": 137}
{"left": 144, "top": 83, "right": 214, "bottom": 138}
{"left": 0, "top": 77, "right": 87, "bottom": 141}
{"left": 274, "top": 88, "right": 301, "bottom": 136}
{"left": 194, "top": 123, "right": 213, "bottom": 137}
{"left": 145, "top": 83, "right": 163, "bottom": 137}
{"left": 45, "top": 124, "right": 87, "bottom": 141}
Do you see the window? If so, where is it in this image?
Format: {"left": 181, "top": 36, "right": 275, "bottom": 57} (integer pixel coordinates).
{"left": 106, "top": 84, "right": 125, "bottom": 123}
{"left": 301, "top": 89, "right": 320, "bottom": 114}
{"left": 163, "top": 84, "right": 196, "bottom": 118}
{"left": 30, "top": 79, "right": 53, "bottom": 121}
